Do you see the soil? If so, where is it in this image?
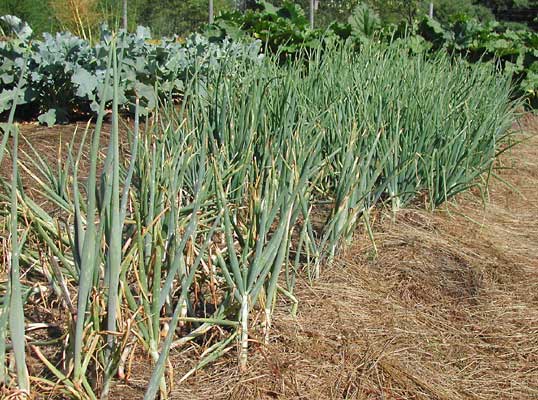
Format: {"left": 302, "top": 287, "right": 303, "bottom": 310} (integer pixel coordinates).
{"left": 1, "top": 115, "right": 537, "bottom": 399}
{"left": 0, "top": 119, "right": 131, "bottom": 212}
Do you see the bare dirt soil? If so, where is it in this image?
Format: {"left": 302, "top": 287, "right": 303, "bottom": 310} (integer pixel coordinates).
{"left": 2, "top": 115, "right": 537, "bottom": 399}
{"left": 0, "top": 120, "right": 130, "bottom": 211}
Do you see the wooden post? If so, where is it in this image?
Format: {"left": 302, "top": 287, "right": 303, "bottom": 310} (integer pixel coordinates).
{"left": 209, "top": 0, "right": 214, "bottom": 23}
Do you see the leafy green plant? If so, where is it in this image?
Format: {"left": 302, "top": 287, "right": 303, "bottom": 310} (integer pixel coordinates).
{"left": 204, "top": 1, "right": 349, "bottom": 56}
{"left": 348, "top": 2, "right": 381, "bottom": 38}
{"left": 0, "top": 18, "right": 262, "bottom": 124}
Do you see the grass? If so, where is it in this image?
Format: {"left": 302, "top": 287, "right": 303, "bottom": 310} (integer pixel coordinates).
{"left": 0, "top": 40, "right": 517, "bottom": 399}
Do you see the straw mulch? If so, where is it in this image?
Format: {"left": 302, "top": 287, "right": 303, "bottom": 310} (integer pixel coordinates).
{"left": 112, "top": 115, "right": 538, "bottom": 399}
{"left": 5, "top": 115, "right": 537, "bottom": 399}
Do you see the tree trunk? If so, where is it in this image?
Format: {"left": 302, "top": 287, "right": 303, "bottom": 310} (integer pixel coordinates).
{"left": 309, "top": 0, "right": 314, "bottom": 29}
{"left": 209, "top": 0, "right": 214, "bottom": 23}
{"left": 122, "top": 0, "right": 128, "bottom": 30}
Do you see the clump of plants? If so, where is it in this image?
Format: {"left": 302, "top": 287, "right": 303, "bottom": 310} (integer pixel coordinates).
{"left": 205, "top": 1, "right": 538, "bottom": 106}
{"left": 0, "top": 15, "right": 262, "bottom": 125}
{"left": 0, "top": 39, "right": 516, "bottom": 398}
{"left": 204, "top": 1, "right": 388, "bottom": 54}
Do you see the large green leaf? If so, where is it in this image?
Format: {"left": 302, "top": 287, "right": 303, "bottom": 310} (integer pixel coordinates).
{"left": 37, "top": 109, "right": 56, "bottom": 126}
{"left": 71, "top": 68, "right": 97, "bottom": 98}
{"left": 348, "top": 3, "right": 381, "bottom": 38}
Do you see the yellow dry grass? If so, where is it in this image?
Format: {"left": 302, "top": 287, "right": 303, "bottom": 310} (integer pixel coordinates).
{"left": 49, "top": 0, "right": 101, "bottom": 41}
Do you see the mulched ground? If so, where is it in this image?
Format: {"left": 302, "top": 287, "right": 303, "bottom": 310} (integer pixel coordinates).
{"left": 113, "top": 114, "right": 538, "bottom": 399}
{"left": 2, "top": 115, "right": 537, "bottom": 399}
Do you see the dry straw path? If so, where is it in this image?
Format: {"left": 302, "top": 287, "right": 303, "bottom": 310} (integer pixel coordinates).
{"left": 112, "top": 115, "right": 538, "bottom": 399}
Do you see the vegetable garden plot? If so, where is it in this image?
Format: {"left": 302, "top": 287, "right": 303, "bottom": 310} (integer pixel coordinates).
{"left": 0, "top": 41, "right": 516, "bottom": 399}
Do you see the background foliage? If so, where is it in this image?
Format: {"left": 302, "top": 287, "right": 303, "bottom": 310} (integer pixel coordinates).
{"left": 2, "top": 0, "right": 538, "bottom": 121}
{"left": 0, "top": 0, "right": 537, "bottom": 38}
{"left": 202, "top": 1, "right": 538, "bottom": 105}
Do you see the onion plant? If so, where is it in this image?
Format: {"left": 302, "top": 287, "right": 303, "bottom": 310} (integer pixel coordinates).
{"left": 0, "top": 60, "right": 30, "bottom": 396}
{"left": 0, "top": 39, "right": 516, "bottom": 399}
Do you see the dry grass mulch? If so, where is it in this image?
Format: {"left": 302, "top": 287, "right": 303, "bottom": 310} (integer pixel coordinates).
{"left": 2, "top": 115, "right": 537, "bottom": 399}
{"left": 112, "top": 115, "right": 538, "bottom": 399}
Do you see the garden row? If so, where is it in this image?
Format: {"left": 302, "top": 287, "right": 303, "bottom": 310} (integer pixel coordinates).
{"left": 0, "top": 41, "right": 515, "bottom": 398}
